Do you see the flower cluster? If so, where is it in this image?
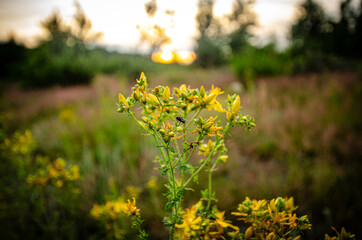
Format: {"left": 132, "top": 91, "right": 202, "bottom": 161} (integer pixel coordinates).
{"left": 174, "top": 201, "right": 239, "bottom": 240}
{"left": 90, "top": 198, "right": 128, "bottom": 220}
{"left": 91, "top": 197, "right": 145, "bottom": 239}
{"left": 2, "top": 129, "right": 36, "bottom": 157}
{"left": 117, "top": 72, "right": 255, "bottom": 237}
{"left": 231, "top": 197, "right": 311, "bottom": 239}
{"left": 27, "top": 158, "right": 80, "bottom": 189}
{"left": 325, "top": 227, "right": 355, "bottom": 240}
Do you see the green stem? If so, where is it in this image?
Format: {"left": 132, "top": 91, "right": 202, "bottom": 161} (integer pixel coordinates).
{"left": 182, "top": 138, "right": 220, "bottom": 189}
{"left": 207, "top": 162, "right": 217, "bottom": 209}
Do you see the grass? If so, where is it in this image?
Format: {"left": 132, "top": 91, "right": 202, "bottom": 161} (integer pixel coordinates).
{"left": 0, "top": 69, "right": 361, "bottom": 239}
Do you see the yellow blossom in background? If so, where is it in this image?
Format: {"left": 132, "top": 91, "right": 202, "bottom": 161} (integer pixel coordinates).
{"left": 27, "top": 158, "right": 81, "bottom": 189}
{"left": 59, "top": 109, "right": 75, "bottom": 123}
{"left": 125, "top": 186, "right": 142, "bottom": 199}
{"left": 147, "top": 176, "right": 157, "bottom": 189}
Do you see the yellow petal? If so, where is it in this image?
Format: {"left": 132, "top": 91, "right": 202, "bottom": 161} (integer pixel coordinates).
{"left": 204, "top": 93, "right": 216, "bottom": 104}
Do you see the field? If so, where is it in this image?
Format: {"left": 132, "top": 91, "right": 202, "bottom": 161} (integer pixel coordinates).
{"left": 1, "top": 67, "right": 361, "bottom": 239}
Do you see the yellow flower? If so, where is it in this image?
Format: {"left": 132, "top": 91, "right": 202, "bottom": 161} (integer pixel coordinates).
{"left": 90, "top": 204, "right": 103, "bottom": 219}
{"left": 213, "top": 211, "right": 239, "bottom": 233}
{"left": 175, "top": 202, "right": 203, "bottom": 236}
{"left": 126, "top": 197, "right": 140, "bottom": 215}
{"left": 56, "top": 180, "right": 63, "bottom": 188}
{"left": 54, "top": 158, "right": 66, "bottom": 171}
{"left": 203, "top": 85, "right": 226, "bottom": 112}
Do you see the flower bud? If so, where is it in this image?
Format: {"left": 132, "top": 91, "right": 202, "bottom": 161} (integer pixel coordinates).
{"left": 198, "top": 116, "right": 204, "bottom": 124}
{"left": 173, "top": 88, "right": 180, "bottom": 96}
{"left": 204, "top": 93, "right": 216, "bottom": 104}
{"left": 141, "top": 117, "right": 149, "bottom": 123}
{"left": 200, "top": 86, "right": 205, "bottom": 97}
{"left": 176, "top": 127, "right": 183, "bottom": 132}
{"left": 180, "top": 84, "right": 187, "bottom": 93}
{"left": 148, "top": 94, "right": 159, "bottom": 104}
{"left": 168, "top": 132, "right": 175, "bottom": 137}
{"left": 140, "top": 72, "right": 146, "bottom": 80}
{"left": 219, "top": 155, "right": 228, "bottom": 163}
{"left": 118, "top": 93, "right": 128, "bottom": 107}
{"left": 232, "top": 95, "right": 241, "bottom": 114}
{"left": 132, "top": 91, "right": 140, "bottom": 101}
{"left": 245, "top": 226, "right": 253, "bottom": 240}
{"left": 227, "top": 112, "right": 235, "bottom": 121}
{"left": 203, "top": 122, "right": 213, "bottom": 130}
{"left": 163, "top": 86, "right": 170, "bottom": 102}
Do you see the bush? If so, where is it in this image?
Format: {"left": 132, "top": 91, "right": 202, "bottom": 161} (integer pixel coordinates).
{"left": 231, "top": 44, "right": 292, "bottom": 82}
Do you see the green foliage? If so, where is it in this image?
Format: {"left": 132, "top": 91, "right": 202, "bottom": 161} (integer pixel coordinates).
{"left": 289, "top": 0, "right": 362, "bottom": 72}
{"left": 231, "top": 44, "right": 292, "bottom": 81}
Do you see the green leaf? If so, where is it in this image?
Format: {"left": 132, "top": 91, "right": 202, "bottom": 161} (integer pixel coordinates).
{"left": 168, "top": 146, "right": 175, "bottom": 153}
{"left": 161, "top": 168, "right": 169, "bottom": 175}
{"left": 176, "top": 165, "right": 188, "bottom": 171}
{"left": 165, "top": 201, "right": 175, "bottom": 211}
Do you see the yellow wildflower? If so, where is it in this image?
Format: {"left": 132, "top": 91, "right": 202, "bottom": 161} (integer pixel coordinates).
{"left": 127, "top": 197, "right": 140, "bottom": 215}
{"left": 175, "top": 202, "right": 203, "bottom": 237}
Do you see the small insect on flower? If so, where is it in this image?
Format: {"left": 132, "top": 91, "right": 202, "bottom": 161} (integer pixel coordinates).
{"left": 176, "top": 116, "right": 186, "bottom": 124}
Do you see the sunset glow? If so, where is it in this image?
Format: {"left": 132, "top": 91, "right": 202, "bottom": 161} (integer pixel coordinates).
{"left": 151, "top": 44, "right": 196, "bottom": 64}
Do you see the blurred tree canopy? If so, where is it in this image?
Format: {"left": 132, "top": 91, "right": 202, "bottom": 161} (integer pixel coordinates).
{"left": 291, "top": 0, "right": 362, "bottom": 59}
{"left": 0, "top": 2, "right": 104, "bottom": 88}
{"left": 194, "top": 0, "right": 256, "bottom": 68}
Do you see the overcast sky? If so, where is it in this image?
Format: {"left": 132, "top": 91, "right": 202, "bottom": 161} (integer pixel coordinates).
{"left": 0, "top": 0, "right": 357, "bottom": 52}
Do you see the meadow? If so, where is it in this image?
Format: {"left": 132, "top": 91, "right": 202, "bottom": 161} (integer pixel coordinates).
{"left": 1, "top": 66, "right": 360, "bottom": 239}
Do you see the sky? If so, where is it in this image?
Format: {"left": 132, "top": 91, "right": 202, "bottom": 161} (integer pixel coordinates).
{"left": 0, "top": 0, "right": 355, "bottom": 52}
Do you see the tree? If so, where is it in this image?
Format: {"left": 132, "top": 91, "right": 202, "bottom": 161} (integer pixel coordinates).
{"left": 227, "top": 0, "right": 256, "bottom": 55}
{"left": 194, "top": 0, "right": 225, "bottom": 68}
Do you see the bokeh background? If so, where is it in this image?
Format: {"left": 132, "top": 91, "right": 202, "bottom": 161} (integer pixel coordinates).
{"left": 1, "top": 0, "right": 361, "bottom": 239}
